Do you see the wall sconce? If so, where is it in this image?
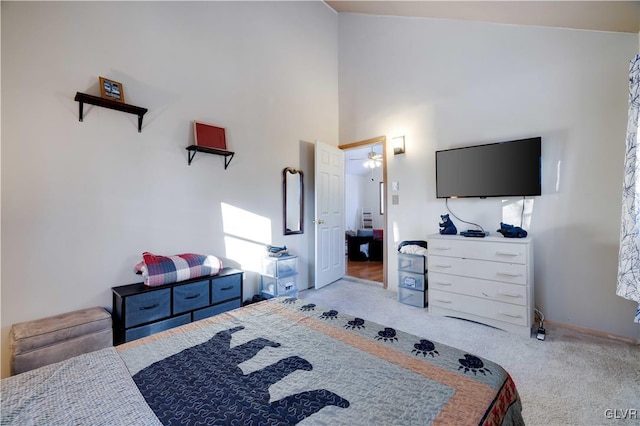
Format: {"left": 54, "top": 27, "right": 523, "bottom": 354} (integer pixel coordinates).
{"left": 393, "top": 136, "right": 405, "bottom": 155}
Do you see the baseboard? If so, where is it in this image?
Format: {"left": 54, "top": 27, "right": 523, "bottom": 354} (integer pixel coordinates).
{"left": 546, "top": 320, "right": 640, "bottom": 345}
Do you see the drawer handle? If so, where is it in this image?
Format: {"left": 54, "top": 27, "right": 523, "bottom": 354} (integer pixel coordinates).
{"left": 497, "top": 291, "right": 521, "bottom": 298}
{"left": 221, "top": 286, "right": 234, "bottom": 291}
{"left": 434, "top": 281, "right": 452, "bottom": 286}
{"left": 432, "top": 246, "right": 451, "bottom": 251}
{"left": 434, "top": 264, "right": 452, "bottom": 269}
{"left": 497, "top": 271, "right": 521, "bottom": 277}
{"left": 499, "top": 312, "right": 523, "bottom": 318}
{"left": 496, "top": 251, "right": 519, "bottom": 257}
{"left": 139, "top": 303, "right": 159, "bottom": 310}
{"left": 435, "top": 299, "right": 452, "bottom": 304}
{"left": 184, "top": 293, "right": 201, "bottom": 300}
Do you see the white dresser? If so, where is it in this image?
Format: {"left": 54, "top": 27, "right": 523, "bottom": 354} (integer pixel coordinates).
{"left": 427, "top": 234, "right": 533, "bottom": 337}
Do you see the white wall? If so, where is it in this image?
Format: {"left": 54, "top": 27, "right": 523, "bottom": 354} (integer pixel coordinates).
{"left": 0, "top": 1, "right": 338, "bottom": 377}
{"left": 345, "top": 174, "right": 365, "bottom": 231}
{"left": 338, "top": 13, "right": 639, "bottom": 340}
{"left": 345, "top": 166, "right": 383, "bottom": 230}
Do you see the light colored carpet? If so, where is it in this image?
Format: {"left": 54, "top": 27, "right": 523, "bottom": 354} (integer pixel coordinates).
{"left": 299, "top": 278, "right": 640, "bottom": 426}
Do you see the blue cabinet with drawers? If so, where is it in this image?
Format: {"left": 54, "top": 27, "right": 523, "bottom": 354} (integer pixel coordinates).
{"left": 112, "top": 268, "right": 243, "bottom": 344}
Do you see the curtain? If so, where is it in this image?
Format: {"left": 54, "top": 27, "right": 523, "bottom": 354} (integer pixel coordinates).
{"left": 617, "top": 54, "right": 640, "bottom": 323}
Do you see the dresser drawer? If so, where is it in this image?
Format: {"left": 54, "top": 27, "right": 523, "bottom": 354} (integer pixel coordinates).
{"left": 398, "top": 286, "right": 427, "bottom": 308}
{"left": 429, "top": 272, "right": 527, "bottom": 306}
{"left": 193, "top": 299, "right": 241, "bottom": 321}
{"left": 398, "top": 253, "right": 426, "bottom": 274}
{"left": 429, "top": 289, "right": 528, "bottom": 326}
{"left": 125, "top": 289, "right": 171, "bottom": 328}
{"left": 212, "top": 274, "right": 242, "bottom": 303}
{"left": 125, "top": 313, "right": 190, "bottom": 342}
{"left": 260, "top": 275, "right": 297, "bottom": 297}
{"left": 262, "top": 255, "right": 297, "bottom": 278}
{"left": 398, "top": 270, "right": 426, "bottom": 291}
{"left": 173, "top": 280, "right": 210, "bottom": 315}
{"left": 428, "top": 239, "right": 528, "bottom": 265}
{"left": 428, "top": 256, "right": 527, "bottom": 285}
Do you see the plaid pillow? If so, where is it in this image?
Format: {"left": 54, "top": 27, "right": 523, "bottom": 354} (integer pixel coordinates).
{"left": 139, "top": 252, "right": 223, "bottom": 287}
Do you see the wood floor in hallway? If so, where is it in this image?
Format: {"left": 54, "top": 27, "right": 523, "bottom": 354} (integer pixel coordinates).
{"left": 346, "top": 259, "right": 383, "bottom": 283}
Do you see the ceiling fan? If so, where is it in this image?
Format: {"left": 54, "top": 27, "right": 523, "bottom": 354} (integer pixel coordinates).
{"left": 350, "top": 147, "right": 382, "bottom": 168}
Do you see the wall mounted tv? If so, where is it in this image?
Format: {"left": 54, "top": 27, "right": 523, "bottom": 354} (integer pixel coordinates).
{"left": 435, "top": 137, "right": 541, "bottom": 198}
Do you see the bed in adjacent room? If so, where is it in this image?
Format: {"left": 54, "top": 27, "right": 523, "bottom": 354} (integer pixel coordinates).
{"left": 1, "top": 297, "right": 523, "bottom": 425}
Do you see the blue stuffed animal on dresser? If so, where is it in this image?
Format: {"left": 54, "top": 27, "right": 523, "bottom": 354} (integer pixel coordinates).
{"left": 439, "top": 214, "right": 457, "bottom": 235}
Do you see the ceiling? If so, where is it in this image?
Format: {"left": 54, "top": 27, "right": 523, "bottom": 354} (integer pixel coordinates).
{"left": 345, "top": 144, "right": 384, "bottom": 176}
{"left": 325, "top": 1, "right": 640, "bottom": 33}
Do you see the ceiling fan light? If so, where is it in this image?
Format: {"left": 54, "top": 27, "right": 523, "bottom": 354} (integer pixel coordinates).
{"left": 363, "top": 158, "right": 381, "bottom": 168}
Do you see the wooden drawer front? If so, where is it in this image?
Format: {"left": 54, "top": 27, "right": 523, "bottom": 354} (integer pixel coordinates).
{"left": 428, "top": 256, "right": 527, "bottom": 285}
{"left": 428, "top": 239, "right": 527, "bottom": 265}
{"left": 125, "top": 313, "right": 190, "bottom": 342}
{"left": 193, "top": 299, "right": 241, "bottom": 322}
{"left": 125, "top": 289, "right": 171, "bottom": 328}
{"left": 429, "top": 272, "right": 527, "bottom": 306}
{"left": 173, "top": 280, "right": 210, "bottom": 315}
{"left": 398, "top": 270, "right": 426, "bottom": 291}
{"left": 212, "top": 274, "right": 241, "bottom": 303}
{"left": 430, "top": 289, "right": 528, "bottom": 326}
{"left": 398, "top": 253, "right": 426, "bottom": 273}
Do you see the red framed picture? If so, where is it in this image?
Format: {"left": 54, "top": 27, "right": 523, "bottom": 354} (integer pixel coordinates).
{"left": 194, "top": 121, "right": 227, "bottom": 150}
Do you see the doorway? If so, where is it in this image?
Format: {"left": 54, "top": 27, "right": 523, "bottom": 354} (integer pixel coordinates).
{"left": 339, "top": 136, "right": 387, "bottom": 288}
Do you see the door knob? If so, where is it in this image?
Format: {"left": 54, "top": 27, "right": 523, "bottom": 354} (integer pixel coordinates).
{"left": 313, "top": 219, "right": 325, "bottom": 224}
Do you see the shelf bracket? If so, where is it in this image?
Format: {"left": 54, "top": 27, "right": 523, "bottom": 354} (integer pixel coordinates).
{"left": 223, "top": 153, "right": 234, "bottom": 169}
{"left": 188, "top": 149, "right": 198, "bottom": 165}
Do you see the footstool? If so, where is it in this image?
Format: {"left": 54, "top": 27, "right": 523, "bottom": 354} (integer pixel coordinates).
{"left": 9, "top": 307, "right": 112, "bottom": 375}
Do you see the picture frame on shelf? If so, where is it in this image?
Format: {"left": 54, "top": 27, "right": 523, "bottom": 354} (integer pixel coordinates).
{"left": 193, "top": 120, "right": 227, "bottom": 150}
{"left": 99, "top": 77, "right": 125, "bottom": 103}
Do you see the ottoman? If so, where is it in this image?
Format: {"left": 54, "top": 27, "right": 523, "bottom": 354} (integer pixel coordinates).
{"left": 9, "top": 307, "right": 112, "bottom": 375}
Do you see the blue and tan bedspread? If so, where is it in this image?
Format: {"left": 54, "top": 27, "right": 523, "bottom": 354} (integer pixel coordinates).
{"left": 117, "top": 297, "right": 524, "bottom": 425}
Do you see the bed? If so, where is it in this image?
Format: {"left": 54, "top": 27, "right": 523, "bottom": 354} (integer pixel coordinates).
{"left": 1, "top": 297, "right": 524, "bottom": 425}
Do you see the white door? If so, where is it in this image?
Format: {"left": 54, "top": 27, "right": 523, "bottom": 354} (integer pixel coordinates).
{"left": 314, "top": 141, "right": 345, "bottom": 288}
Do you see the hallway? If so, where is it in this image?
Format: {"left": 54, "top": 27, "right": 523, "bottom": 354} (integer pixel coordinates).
{"left": 346, "top": 259, "right": 383, "bottom": 283}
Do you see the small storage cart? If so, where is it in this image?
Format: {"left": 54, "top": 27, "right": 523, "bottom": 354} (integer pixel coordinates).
{"left": 397, "top": 242, "right": 428, "bottom": 308}
{"left": 259, "top": 254, "right": 298, "bottom": 298}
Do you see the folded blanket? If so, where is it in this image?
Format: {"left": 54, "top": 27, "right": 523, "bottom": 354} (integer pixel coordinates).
{"left": 136, "top": 252, "right": 223, "bottom": 287}
{"left": 399, "top": 244, "right": 428, "bottom": 257}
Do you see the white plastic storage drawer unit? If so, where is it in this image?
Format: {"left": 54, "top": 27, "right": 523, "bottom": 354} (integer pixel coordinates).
{"left": 260, "top": 274, "right": 298, "bottom": 299}
{"left": 398, "top": 286, "right": 427, "bottom": 308}
{"left": 260, "top": 254, "right": 299, "bottom": 299}
{"left": 427, "top": 234, "right": 533, "bottom": 337}
{"left": 397, "top": 252, "right": 427, "bottom": 307}
{"left": 261, "top": 255, "right": 297, "bottom": 278}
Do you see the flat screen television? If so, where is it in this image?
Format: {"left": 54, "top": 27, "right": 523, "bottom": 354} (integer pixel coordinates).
{"left": 435, "top": 137, "right": 541, "bottom": 198}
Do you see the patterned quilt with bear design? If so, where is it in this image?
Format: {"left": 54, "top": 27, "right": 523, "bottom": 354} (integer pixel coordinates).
{"left": 116, "top": 297, "right": 524, "bottom": 426}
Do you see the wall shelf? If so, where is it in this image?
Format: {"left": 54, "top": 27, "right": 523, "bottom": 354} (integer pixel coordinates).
{"left": 186, "top": 145, "right": 234, "bottom": 169}
{"left": 74, "top": 92, "right": 148, "bottom": 133}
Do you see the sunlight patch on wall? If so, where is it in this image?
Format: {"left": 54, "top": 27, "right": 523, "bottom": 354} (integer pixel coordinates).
{"left": 501, "top": 198, "right": 535, "bottom": 230}
{"left": 221, "top": 202, "right": 272, "bottom": 273}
